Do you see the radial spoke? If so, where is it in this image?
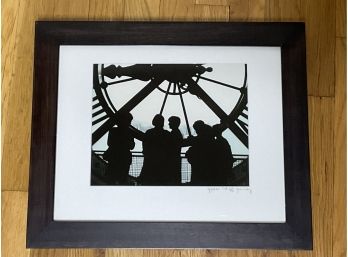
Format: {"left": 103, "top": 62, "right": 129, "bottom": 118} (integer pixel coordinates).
{"left": 92, "top": 117, "right": 115, "bottom": 145}
{"left": 92, "top": 78, "right": 164, "bottom": 145}
{"left": 106, "top": 77, "right": 136, "bottom": 86}
{"left": 240, "top": 111, "right": 248, "bottom": 119}
{"left": 235, "top": 119, "right": 248, "bottom": 134}
{"left": 119, "top": 78, "right": 164, "bottom": 112}
{"left": 229, "top": 122, "right": 248, "bottom": 147}
{"left": 92, "top": 108, "right": 105, "bottom": 118}
{"left": 92, "top": 102, "right": 101, "bottom": 109}
{"left": 159, "top": 82, "right": 172, "bottom": 115}
{"left": 186, "top": 78, "right": 228, "bottom": 119}
{"left": 186, "top": 78, "right": 248, "bottom": 147}
{"left": 195, "top": 76, "right": 241, "bottom": 90}
{"left": 177, "top": 84, "right": 192, "bottom": 136}
{"left": 92, "top": 114, "right": 108, "bottom": 126}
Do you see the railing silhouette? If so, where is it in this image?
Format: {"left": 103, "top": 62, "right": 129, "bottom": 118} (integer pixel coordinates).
{"left": 93, "top": 150, "right": 248, "bottom": 184}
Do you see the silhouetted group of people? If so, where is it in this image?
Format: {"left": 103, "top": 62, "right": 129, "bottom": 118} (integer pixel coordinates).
{"left": 138, "top": 114, "right": 183, "bottom": 185}
{"left": 186, "top": 121, "right": 234, "bottom": 185}
{"left": 103, "top": 112, "right": 234, "bottom": 186}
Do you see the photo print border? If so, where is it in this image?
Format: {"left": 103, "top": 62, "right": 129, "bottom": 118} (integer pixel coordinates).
{"left": 91, "top": 63, "right": 249, "bottom": 187}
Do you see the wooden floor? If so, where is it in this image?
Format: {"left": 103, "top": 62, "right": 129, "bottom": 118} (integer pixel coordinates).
{"left": 1, "top": 0, "right": 346, "bottom": 256}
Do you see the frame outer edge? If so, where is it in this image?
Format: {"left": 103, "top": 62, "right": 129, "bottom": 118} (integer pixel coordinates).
{"left": 27, "top": 22, "right": 59, "bottom": 247}
{"left": 26, "top": 21, "right": 312, "bottom": 249}
{"left": 281, "top": 23, "right": 313, "bottom": 249}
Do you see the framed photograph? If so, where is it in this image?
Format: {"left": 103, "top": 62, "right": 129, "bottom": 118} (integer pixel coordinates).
{"left": 27, "top": 22, "right": 312, "bottom": 249}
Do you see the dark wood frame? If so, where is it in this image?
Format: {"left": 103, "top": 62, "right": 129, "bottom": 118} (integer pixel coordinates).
{"left": 27, "top": 21, "right": 312, "bottom": 249}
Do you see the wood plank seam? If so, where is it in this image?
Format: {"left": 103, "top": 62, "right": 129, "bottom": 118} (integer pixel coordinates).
{"left": 306, "top": 93, "right": 335, "bottom": 98}
{"left": 1, "top": 189, "right": 29, "bottom": 193}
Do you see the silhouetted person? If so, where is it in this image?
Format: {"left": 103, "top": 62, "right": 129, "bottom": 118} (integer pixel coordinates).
{"left": 166, "top": 116, "right": 183, "bottom": 185}
{"left": 186, "top": 121, "right": 217, "bottom": 185}
{"left": 139, "top": 114, "right": 169, "bottom": 185}
{"left": 212, "top": 124, "right": 234, "bottom": 185}
{"left": 105, "top": 112, "right": 135, "bottom": 185}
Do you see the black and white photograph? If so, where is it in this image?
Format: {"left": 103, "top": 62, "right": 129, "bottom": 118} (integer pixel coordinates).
{"left": 91, "top": 63, "right": 249, "bottom": 186}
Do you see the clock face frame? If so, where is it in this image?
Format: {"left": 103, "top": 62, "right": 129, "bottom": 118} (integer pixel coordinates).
{"left": 92, "top": 64, "right": 249, "bottom": 147}
{"left": 91, "top": 63, "right": 249, "bottom": 186}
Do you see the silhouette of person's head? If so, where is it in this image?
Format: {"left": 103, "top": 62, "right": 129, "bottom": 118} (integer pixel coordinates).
{"left": 168, "top": 116, "right": 180, "bottom": 130}
{"left": 118, "top": 112, "right": 133, "bottom": 127}
{"left": 203, "top": 124, "right": 214, "bottom": 139}
{"left": 212, "top": 124, "right": 223, "bottom": 137}
{"left": 152, "top": 114, "right": 165, "bottom": 129}
{"left": 193, "top": 120, "right": 205, "bottom": 136}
